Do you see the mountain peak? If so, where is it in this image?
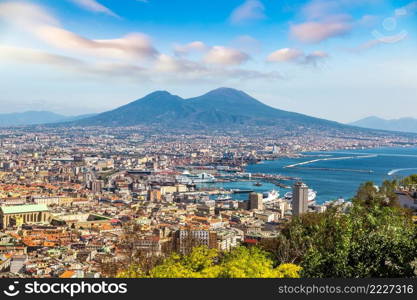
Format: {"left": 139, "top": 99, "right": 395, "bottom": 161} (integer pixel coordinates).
{"left": 204, "top": 87, "right": 245, "bottom": 96}
{"left": 193, "top": 87, "right": 266, "bottom": 109}
{"left": 350, "top": 116, "right": 417, "bottom": 133}
{"left": 145, "top": 90, "right": 174, "bottom": 97}
{"left": 130, "top": 90, "right": 183, "bottom": 105}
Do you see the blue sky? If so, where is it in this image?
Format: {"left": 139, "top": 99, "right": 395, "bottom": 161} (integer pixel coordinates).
{"left": 0, "top": 0, "right": 416, "bottom": 122}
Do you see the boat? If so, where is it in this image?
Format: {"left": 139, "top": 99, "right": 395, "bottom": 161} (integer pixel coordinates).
{"left": 191, "top": 173, "right": 216, "bottom": 183}
{"left": 284, "top": 189, "right": 317, "bottom": 203}
{"left": 216, "top": 195, "right": 232, "bottom": 201}
{"left": 262, "top": 190, "right": 280, "bottom": 202}
{"left": 176, "top": 172, "right": 216, "bottom": 184}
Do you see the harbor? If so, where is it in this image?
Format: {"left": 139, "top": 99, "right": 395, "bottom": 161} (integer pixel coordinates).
{"left": 195, "top": 147, "right": 417, "bottom": 204}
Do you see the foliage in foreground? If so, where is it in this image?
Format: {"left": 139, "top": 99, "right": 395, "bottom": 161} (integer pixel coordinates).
{"left": 114, "top": 176, "right": 417, "bottom": 278}
{"left": 116, "top": 246, "right": 301, "bottom": 278}
{"left": 263, "top": 178, "right": 417, "bottom": 278}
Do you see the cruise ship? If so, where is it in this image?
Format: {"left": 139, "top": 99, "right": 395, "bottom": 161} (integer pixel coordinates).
{"left": 216, "top": 195, "right": 232, "bottom": 201}
{"left": 284, "top": 189, "right": 317, "bottom": 203}
{"left": 176, "top": 171, "right": 216, "bottom": 184}
{"left": 262, "top": 190, "right": 280, "bottom": 202}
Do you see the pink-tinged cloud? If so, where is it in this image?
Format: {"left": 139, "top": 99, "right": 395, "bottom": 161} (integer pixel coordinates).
{"left": 0, "top": 2, "right": 280, "bottom": 82}
{"left": 303, "top": 50, "right": 329, "bottom": 65}
{"left": 69, "top": 0, "right": 119, "bottom": 18}
{"left": 267, "top": 48, "right": 328, "bottom": 65}
{"left": 302, "top": 0, "right": 338, "bottom": 20}
{"left": 267, "top": 48, "right": 304, "bottom": 62}
{"left": 232, "top": 35, "right": 262, "bottom": 54}
{"left": 0, "top": 2, "right": 59, "bottom": 27}
{"left": 204, "top": 46, "right": 250, "bottom": 66}
{"left": 354, "top": 39, "right": 382, "bottom": 52}
{"left": 0, "top": 2, "right": 157, "bottom": 61}
{"left": 174, "top": 41, "right": 209, "bottom": 56}
{"left": 291, "top": 21, "right": 352, "bottom": 43}
{"left": 230, "top": 0, "right": 265, "bottom": 25}
{"left": 154, "top": 54, "right": 206, "bottom": 73}
{"left": 34, "top": 26, "right": 158, "bottom": 60}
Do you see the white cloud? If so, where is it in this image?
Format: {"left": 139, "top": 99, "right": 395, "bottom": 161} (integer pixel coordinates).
{"left": 69, "top": 0, "right": 119, "bottom": 18}
{"left": 302, "top": 0, "right": 338, "bottom": 20}
{"left": 174, "top": 41, "right": 256, "bottom": 66}
{"left": 348, "top": 39, "right": 383, "bottom": 53}
{"left": 0, "top": 2, "right": 280, "bottom": 84}
{"left": 204, "top": 46, "right": 250, "bottom": 66}
{"left": 230, "top": 0, "right": 265, "bottom": 25}
{"left": 267, "top": 48, "right": 328, "bottom": 65}
{"left": 0, "top": 2, "right": 59, "bottom": 27}
{"left": 0, "top": 45, "right": 84, "bottom": 68}
{"left": 291, "top": 0, "right": 364, "bottom": 44}
{"left": 0, "top": 2, "right": 157, "bottom": 61}
{"left": 154, "top": 54, "right": 206, "bottom": 73}
{"left": 303, "top": 50, "right": 329, "bottom": 65}
{"left": 267, "top": 48, "right": 304, "bottom": 62}
{"left": 301, "top": 0, "right": 382, "bottom": 20}
{"left": 290, "top": 19, "right": 352, "bottom": 43}
{"left": 173, "top": 41, "right": 209, "bottom": 56}
{"left": 34, "top": 26, "right": 158, "bottom": 61}
{"left": 0, "top": 44, "right": 279, "bottom": 84}
{"left": 357, "top": 14, "right": 379, "bottom": 27}
{"left": 231, "top": 35, "right": 261, "bottom": 54}
{"left": 0, "top": 45, "right": 148, "bottom": 80}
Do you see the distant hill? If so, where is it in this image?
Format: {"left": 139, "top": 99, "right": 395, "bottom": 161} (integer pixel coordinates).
{"left": 71, "top": 87, "right": 351, "bottom": 133}
{"left": 350, "top": 116, "right": 417, "bottom": 133}
{"left": 0, "top": 111, "right": 96, "bottom": 127}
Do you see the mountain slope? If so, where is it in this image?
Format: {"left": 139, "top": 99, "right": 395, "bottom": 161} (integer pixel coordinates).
{"left": 186, "top": 88, "right": 343, "bottom": 127}
{"left": 75, "top": 91, "right": 193, "bottom": 126}
{"left": 0, "top": 111, "right": 66, "bottom": 127}
{"left": 350, "top": 116, "right": 417, "bottom": 133}
{"left": 0, "top": 111, "right": 97, "bottom": 127}
{"left": 73, "top": 87, "right": 346, "bottom": 131}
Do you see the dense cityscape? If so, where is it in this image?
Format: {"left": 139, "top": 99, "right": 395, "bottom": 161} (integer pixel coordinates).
{"left": 1, "top": 0, "right": 417, "bottom": 285}
{"left": 1, "top": 125, "right": 416, "bottom": 278}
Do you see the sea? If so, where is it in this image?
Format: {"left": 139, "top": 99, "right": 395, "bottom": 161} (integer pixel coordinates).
{"left": 199, "top": 147, "right": 417, "bottom": 204}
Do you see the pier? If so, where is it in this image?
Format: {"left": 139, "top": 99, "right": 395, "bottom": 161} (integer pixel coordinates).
{"left": 232, "top": 189, "right": 254, "bottom": 194}
{"left": 264, "top": 179, "right": 291, "bottom": 189}
{"left": 292, "top": 167, "right": 374, "bottom": 173}
{"left": 283, "top": 154, "right": 378, "bottom": 169}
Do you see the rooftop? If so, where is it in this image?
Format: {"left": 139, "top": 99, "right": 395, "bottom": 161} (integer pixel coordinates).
{"left": 1, "top": 204, "right": 49, "bottom": 214}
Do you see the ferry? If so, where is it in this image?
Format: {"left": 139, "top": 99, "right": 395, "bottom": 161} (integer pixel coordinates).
{"left": 176, "top": 172, "right": 216, "bottom": 184}
{"left": 284, "top": 189, "right": 317, "bottom": 203}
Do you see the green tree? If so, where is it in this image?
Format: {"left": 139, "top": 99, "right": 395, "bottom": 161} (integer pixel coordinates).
{"left": 353, "top": 180, "right": 399, "bottom": 207}
{"left": 263, "top": 181, "right": 417, "bottom": 278}
{"left": 116, "top": 246, "right": 302, "bottom": 278}
{"left": 401, "top": 174, "right": 417, "bottom": 187}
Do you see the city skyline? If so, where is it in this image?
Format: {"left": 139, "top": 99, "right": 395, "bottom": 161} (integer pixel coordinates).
{"left": 0, "top": 0, "right": 416, "bottom": 122}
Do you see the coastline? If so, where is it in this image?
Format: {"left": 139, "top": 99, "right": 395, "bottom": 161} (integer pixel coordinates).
{"left": 233, "top": 146, "right": 417, "bottom": 203}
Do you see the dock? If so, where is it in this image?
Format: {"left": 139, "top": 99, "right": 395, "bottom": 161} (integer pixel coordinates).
{"left": 292, "top": 167, "right": 374, "bottom": 173}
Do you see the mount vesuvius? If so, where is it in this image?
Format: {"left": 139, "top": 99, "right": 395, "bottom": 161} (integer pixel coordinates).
{"left": 66, "top": 88, "right": 401, "bottom": 136}
{"left": 70, "top": 88, "right": 342, "bottom": 127}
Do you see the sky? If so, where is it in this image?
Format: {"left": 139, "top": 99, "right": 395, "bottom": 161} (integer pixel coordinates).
{"left": 0, "top": 0, "right": 416, "bottom": 123}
